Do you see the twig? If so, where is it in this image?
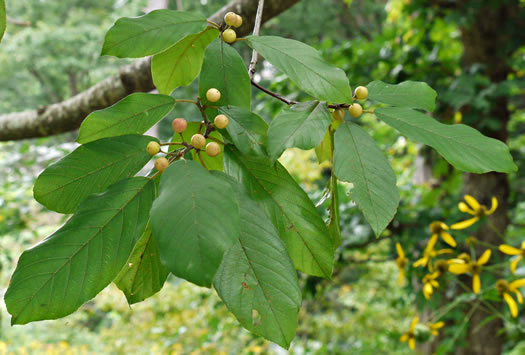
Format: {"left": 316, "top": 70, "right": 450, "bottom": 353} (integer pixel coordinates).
{"left": 248, "top": 0, "right": 265, "bottom": 80}
{"left": 7, "top": 16, "right": 32, "bottom": 27}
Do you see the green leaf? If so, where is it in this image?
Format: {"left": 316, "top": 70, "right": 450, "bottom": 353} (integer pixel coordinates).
{"left": 224, "top": 146, "right": 334, "bottom": 278}
{"left": 367, "top": 80, "right": 437, "bottom": 112}
{"left": 218, "top": 106, "right": 268, "bottom": 156}
{"left": 77, "top": 93, "right": 175, "bottom": 144}
{"left": 375, "top": 107, "right": 518, "bottom": 173}
{"left": 101, "top": 10, "right": 208, "bottom": 58}
{"left": 0, "top": 0, "right": 6, "bottom": 44}
{"left": 199, "top": 40, "right": 251, "bottom": 109}
{"left": 115, "top": 223, "right": 169, "bottom": 305}
{"left": 34, "top": 135, "right": 155, "bottom": 214}
{"left": 152, "top": 28, "right": 219, "bottom": 95}
{"left": 267, "top": 101, "right": 332, "bottom": 163}
{"left": 150, "top": 160, "right": 240, "bottom": 287}
{"left": 169, "top": 122, "right": 224, "bottom": 171}
{"left": 5, "top": 177, "right": 155, "bottom": 324}
{"left": 334, "top": 122, "right": 399, "bottom": 236}
{"left": 213, "top": 173, "right": 301, "bottom": 349}
{"left": 245, "top": 36, "right": 352, "bottom": 103}
{"left": 315, "top": 120, "right": 341, "bottom": 164}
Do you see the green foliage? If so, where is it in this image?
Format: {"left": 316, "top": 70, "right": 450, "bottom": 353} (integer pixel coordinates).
{"left": 101, "top": 10, "right": 208, "bottom": 58}
{"left": 375, "top": 107, "right": 517, "bottom": 173}
{"left": 214, "top": 173, "right": 301, "bottom": 348}
{"left": 367, "top": 80, "right": 437, "bottom": 112}
{"left": 5, "top": 177, "right": 155, "bottom": 324}
{"left": 77, "top": 93, "right": 175, "bottom": 143}
{"left": 199, "top": 39, "right": 251, "bottom": 108}
{"left": 334, "top": 121, "right": 399, "bottom": 236}
{"left": 267, "top": 101, "right": 332, "bottom": 164}
{"left": 33, "top": 135, "right": 156, "bottom": 213}
{"left": 224, "top": 146, "right": 335, "bottom": 278}
{"left": 152, "top": 28, "right": 219, "bottom": 95}
{"left": 3, "top": 3, "right": 520, "bottom": 350}
{"left": 246, "top": 35, "right": 353, "bottom": 103}
{"left": 150, "top": 160, "right": 240, "bottom": 287}
{"left": 218, "top": 106, "right": 268, "bottom": 156}
{"left": 114, "top": 223, "right": 169, "bottom": 305}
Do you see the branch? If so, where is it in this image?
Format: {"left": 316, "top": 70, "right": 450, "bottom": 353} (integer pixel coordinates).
{"left": 0, "top": 0, "right": 301, "bottom": 141}
{"left": 248, "top": 0, "right": 264, "bottom": 80}
{"left": 6, "top": 16, "right": 32, "bottom": 27}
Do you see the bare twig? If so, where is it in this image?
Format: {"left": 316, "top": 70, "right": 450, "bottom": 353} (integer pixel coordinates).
{"left": 248, "top": 0, "right": 265, "bottom": 80}
{"left": 6, "top": 16, "right": 32, "bottom": 27}
{"left": 251, "top": 79, "right": 298, "bottom": 105}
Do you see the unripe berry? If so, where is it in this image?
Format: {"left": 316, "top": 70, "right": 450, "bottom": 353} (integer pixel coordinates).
{"left": 154, "top": 157, "right": 169, "bottom": 172}
{"left": 354, "top": 86, "right": 369, "bottom": 100}
{"left": 146, "top": 141, "right": 160, "bottom": 156}
{"left": 191, "top": 134, "right": 206, "bottom": 149}
{"left": 224, "top": 12, "right": 237, "bottom": 26}
{"left": 172, "top": 118, "right": 187, "bottom": 133}
{"left": 222, "top": 29, "right": 237, "bottom": 44}
{"left": 214, "top": 114, "right": 229, "bottom": 129}
{"left": 206, "top": 88, "right": 221, "bottom": 103}
{"left": 233, "top": 14, "right": 243, "bottom": 28}
{"left": 206, "top": 142, "right": 221, "bottom": 157}
{"left": 331, "top": 109, "right": 345, "bottom": 122}
{"left": 348, "top": 103, "right": 363, "bottom": 118}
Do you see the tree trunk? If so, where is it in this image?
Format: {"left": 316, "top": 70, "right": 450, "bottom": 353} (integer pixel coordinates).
{"left": 457, "top": 1, "right": 520, "bottom": 353}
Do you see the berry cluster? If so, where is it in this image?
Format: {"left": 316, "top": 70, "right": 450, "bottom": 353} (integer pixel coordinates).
{"left": 146, "top": 89, "right": 229, "bottom": 173}
{"left": 222, "top": 12, "right": 242, "bottom": 44}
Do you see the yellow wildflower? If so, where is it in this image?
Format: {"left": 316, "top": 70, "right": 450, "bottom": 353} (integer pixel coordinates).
{"left": 449, "top": 249, "right": 491, "bottom": 294}
{"left": 400, "top": 317, "right": 419, "bottom": 350}
{"left": 413, "top": 235, "right": 454, "bottom": 272}
{"left": 422, "top": 272, "right": 440, "bottom": 300}
{"left": 427, "top": 321, "right": 445, "bottom": 336}
{"left": 451, "top": 195, "right": 497, "bottom": 230}
{"left": 396, "top": 242, "right": 408, "bottom": 285}
{"left": 429, "top": 221, "right": 457, "bottom": 247}
{"left": 496, "top": 279, "right": 525, "bottom": 317}
{"left": 499, "top": 241, "right": 525, "bottom": 274}
{"left": 434, "top": 260, "right": 450, "bottom": 275}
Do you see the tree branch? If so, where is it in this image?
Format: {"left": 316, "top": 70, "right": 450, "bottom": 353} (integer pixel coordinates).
{"left": 248, "top": 0, "right": 264, "bottom": 80}
{"left": 0, "top": 0, "right": 300, "bottom": 141}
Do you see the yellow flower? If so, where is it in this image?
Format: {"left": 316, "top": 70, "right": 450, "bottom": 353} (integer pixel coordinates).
{"left": 422, "top": 272, "right": 440, "bottom": 300}
{"left": 400, "top": 317, "right": 419, "bottom": 350}
{"left": 429, "top": 221, "right": 457, "bottom": 247}
{"left": 496, "top": 279, "right": 525, "bottom": 317}
{"left": 451, "top": 195, "right": 497, "bottom": 230}
{"left": 449, "top": 249, "right": 491, "bottom": 294}
{"left": 499, "top": 241, "right": 525, "bottom": 274}
{"left": 413, "top": 235, "right": 454, "bottom": 272}
{"left": 396, "top": 242, "right": 408, "bottom": 285}
{"left": 427, "top": 321, "right": 445, "bottom": 336}
{"left": 434, "top": 259, "right": 450, "bottom": 275}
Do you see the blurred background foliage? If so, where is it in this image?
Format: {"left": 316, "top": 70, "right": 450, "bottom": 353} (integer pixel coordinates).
{"left": 0, "top": 0, "right": 524, "bottom": 353}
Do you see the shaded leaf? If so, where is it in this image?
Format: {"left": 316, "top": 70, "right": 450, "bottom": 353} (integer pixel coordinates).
{"left": 267, "top": 101, "right": 331, "bottom": 163}
{"left": 152, "top": 28, "right": 219, "bottom": 95}
{"left": 246, "top": 36, "right": 352, "bottom": 103}
{"left": 224, "top": 146, "right": 334, "bottom": 278}
{"left": 375, "top": 107, "right": 517, "bottom": 173}
{"left": 367, "top": 80, "right": 437, "bottom": 112}
{"left": 218, "top": 106, "right": 268, "bottom": 156}
{"left": 0, "top": 0, "right": 5, "bottom": 43}
{"left": 213, "top": 173, "right": 301, "bottom": 349}
{"left": 334, "top": 122, "right": 399, "bottom": 236}
{"left": 34, "top": 135, "right": 156, "bottom": 214}
{"left": 5, "top": 177, "right": 155, "bottom": 324}
{"left": 150, "top": 160, "right": 239, "bottom": 287}
{"left": 101, "top": 10, "right": 207, "bottom": 58}
{"left": 115, "top": 223, "right": 169, "bottom": 305}
{"left": 77, "top": 93, "right": 175, "bottom": 144}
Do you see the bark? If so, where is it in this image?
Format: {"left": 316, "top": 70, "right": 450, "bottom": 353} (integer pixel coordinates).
{"left": 0, "top": 0, "right": 300, "bottom": 141}
{"left": 456, "top": 1, "right": 521, "bottom": 354}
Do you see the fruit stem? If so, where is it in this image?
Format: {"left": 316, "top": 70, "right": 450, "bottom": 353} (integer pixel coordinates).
{"left": 160, "top": 142, "right": 186, "bottom": 146}
{"left": 196, "top": 150, "right": 208, "bottom": 169}
{"left": 175, "top": 99, "right": 198, "bottom": 104}
{"left": 207, "top": 19, "right": 220, "bottom": 29}
{"left": 207, "top": 136, "right": 224, "bottom": 145}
